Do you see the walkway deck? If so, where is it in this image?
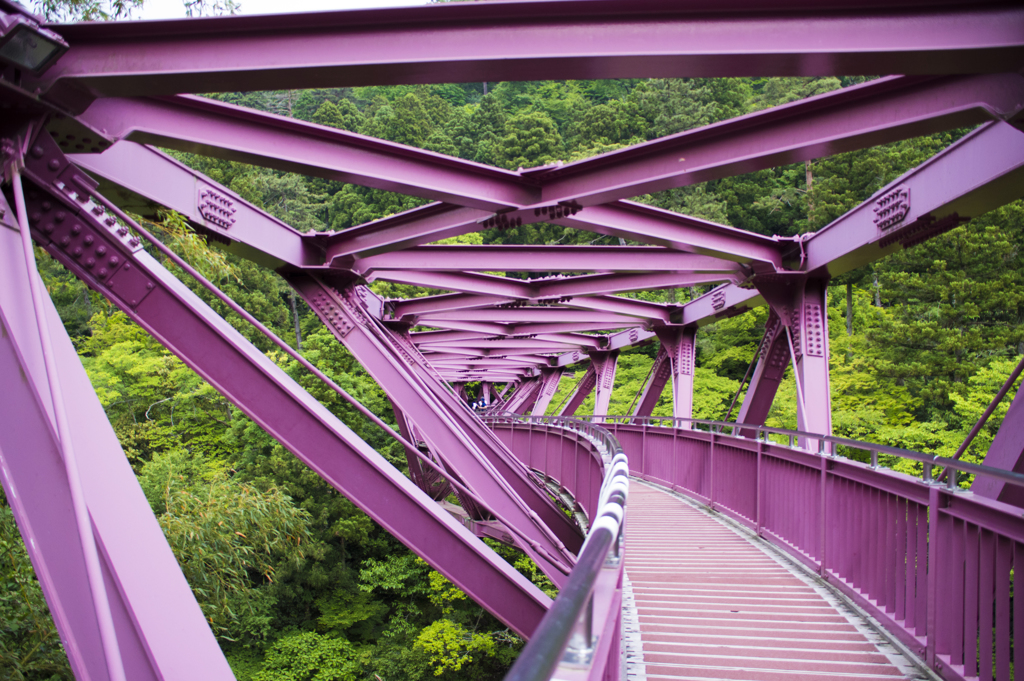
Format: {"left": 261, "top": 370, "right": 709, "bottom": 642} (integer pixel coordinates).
{"left": 624, "top": 481, "right": 924, "bottom": 681}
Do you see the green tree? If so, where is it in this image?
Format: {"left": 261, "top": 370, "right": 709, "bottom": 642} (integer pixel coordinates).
{"left": 0, "top": 499, "right": 73, "bottom": 681}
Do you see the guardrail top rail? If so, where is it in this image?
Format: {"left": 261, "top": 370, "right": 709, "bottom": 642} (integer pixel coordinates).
{"left": 572, "top": 414, "right": 1024, "bottom": 492}
{"left": 491, "top": 415, "right": 629, "bottom": 681}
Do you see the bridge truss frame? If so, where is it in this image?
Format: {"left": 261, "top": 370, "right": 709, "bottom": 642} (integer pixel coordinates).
{"left": 1, "top": 0, "right": 1024, "bottom": 679}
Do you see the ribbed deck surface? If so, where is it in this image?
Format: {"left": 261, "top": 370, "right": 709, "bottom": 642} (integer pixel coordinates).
{"left": 625, "top": 482, "right": 912, "bottom": 681}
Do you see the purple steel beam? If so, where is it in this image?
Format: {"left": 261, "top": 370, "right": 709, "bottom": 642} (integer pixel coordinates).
{"left": 69, "top": 141, "right": 313, "bottom": 269}
{"left": 736, "top": 310, "right": 789, "bottom": 429}
{"left": 0, "top": 203, "right": 234, "bottom": 681}
{"left": 422, "top": 348, "right": 552, "bottom": 361}
{"left": 435, "top": 339, "right": 589, "bottom": 351}
{"left": 633, "top": 347, "right": 671, "bottom": 418}
{"left": 353, "top": 245, "right": 743, "bottom": 274}
{"left": 654, "top": 326, "right": 698, "bottom": 421}
{"left": 533, "top": 271, "right": 738, "bottom": 298}
{"left": 14, "top": 134, "right": 552, "bottom": 636}
{"left": 535, "top": 74, "right": 1024, "bottom": 206}
{"left": 606, "top": 327, "right": 657, "bottom": 352}
{"left": 972, "top": 387, "right": 1024, "bottom": 506}
{"left": 531, "top": 369, "right": 565, "bottom": 416}
{"left": 326, "top": 201, "right": 785, "bottom": 264}
{"left": 370, "top": 268, "right": 736, "bottom": 300}
{"left": 505, "top": 378, "right": 542, "bottom": 415}
{"left": 418, "top": 308, "right": 640, "bottom": 325}
{"left": 556, "top": 202, "right": 788, "bottom": 266}
{"left": 558, "top": 365, "right": 596, "bottom": 417}
{"left": 800, "top": 120, "right": 1024, "bottom": 278}
{"left": 367, "top": 270, "right": 531, "bottom": 298}
{"left": 401, "top": 293, "right": 668, "bottom": 324}
{"left": 36, "top": 2, "right": 1024, "bottom": 101}
{"left": 72, "top": 75, "right": 1024, "bottom": 261}
{"left": 441, "top": 372, "right": 525, "bottom": 383}
{"left": 286, "top": 277, "right": 584, "bottom": 566}
{"left": 752, "top": 275, "right": 833, "bottom": 438}
{"left": 415, "top": 320, "right": 512, "bottom": 336}
{"left": 535, "top": 332, "right": 605, "bottom": 349}
{"left": 390, "top": 293, "right": 518, "bottom": 320}
{"left": 76, "top": 96, "right": 536, "bottom": 211}
{"left": 590, "top": 350, "right": 620, "bottom": 419}
{"left": 322, "top": 197, "right": 781, "bottom": 264}
{"left": 324, "top": 203, "right": 491, "bottom": 259}
{"left": 792, "top": 280, "right": 832, "bottom": 437}
{"left": 429, "top": 358, "right": 549, "bottom": 370}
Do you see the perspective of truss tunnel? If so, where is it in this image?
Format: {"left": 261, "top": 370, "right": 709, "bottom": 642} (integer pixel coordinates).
{"left": 1, "top": 0, "right": 1023, "bottom": 679}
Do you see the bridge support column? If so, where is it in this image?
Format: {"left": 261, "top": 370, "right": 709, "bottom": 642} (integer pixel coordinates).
{"left": 655, "top": 325, "right": 698, "bottom": 423}
{"left": 590, "top": 349, "right": 620, "bottom": 420}
{"left": 632, "top": 347, "right": 670, "bottom": 419}
{"left": 752, "top": 276, "right": 833, "bottom": 440}
{"left": 531, "top": 368, "right": 564, "bottom": 416}
{"left": 791, "top": 280, "right": 832, "bottom": 438}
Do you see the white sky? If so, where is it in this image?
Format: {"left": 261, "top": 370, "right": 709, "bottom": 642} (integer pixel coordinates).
{"left": 137, "top": 0, "right": 427, "bottom": 21}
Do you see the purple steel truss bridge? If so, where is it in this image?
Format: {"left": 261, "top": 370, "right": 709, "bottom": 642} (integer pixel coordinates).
{"left": 1, "top": 0, "right": 1023, "bottom": 679}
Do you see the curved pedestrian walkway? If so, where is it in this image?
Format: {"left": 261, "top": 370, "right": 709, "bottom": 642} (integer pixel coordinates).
{"left": 623, "top": 480, "right": 930, "bottom": 681}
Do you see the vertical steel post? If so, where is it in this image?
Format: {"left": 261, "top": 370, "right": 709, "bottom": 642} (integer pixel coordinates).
{"left": 926, "top": 485, "right": 941, "bottom": 667}
{"left": 590, "top": 350, "right": 620, "bottom": 422}
{"left": 654, "top": 326, "right": 697, "bottom": 423}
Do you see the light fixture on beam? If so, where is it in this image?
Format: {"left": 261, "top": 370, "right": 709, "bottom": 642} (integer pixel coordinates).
{"left": 0, "top": 7, "right": 67, "bottom": 74}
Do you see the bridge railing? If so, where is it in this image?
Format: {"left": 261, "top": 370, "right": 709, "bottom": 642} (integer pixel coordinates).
{"left": 484, "top": 415, "right": 628, "bottom": 681}
{"left": 553, "top": 413, "right": 1024, "bottom": 681}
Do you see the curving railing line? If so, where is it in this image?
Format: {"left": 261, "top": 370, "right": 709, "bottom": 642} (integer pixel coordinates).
{"left": 573, "top": 414, "right": 1024, "bottom": 490}
{"left": 485, "top": 415, "right": 629, "bottom": 681}
{"left": 494, "top": 413, "right": 1024, "bottom": 681}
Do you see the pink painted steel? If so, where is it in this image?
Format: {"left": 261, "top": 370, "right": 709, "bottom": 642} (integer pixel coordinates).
{"left": 488, "top": 421, "right": 605, "bottom": 522}
{"left": 803, "top": 119, "right": 1024, "bottom": 279}
{"left": 37, "top": 5, "right": 1024, "bottom": 99}
{"left": 69, "top": 141, "right": 313, "bottom": 269}
{"left": 286, "top": 278, "right": 584, "bottom": 563}
{"left": 653, "top": 326, "right": 697, "bottom": 421}
{"left": 559, "top": 365, "right": 597, "bottom": 418}
{"left": 589, "top": 350, "right": 619, "bottom": 421}
{"left": 531, "top": 369, "right": 565, "bottom": 417}
{"left": 0, "top": 210, "right": 234, "bottom": 681}
{"left": 631, "top": 348, "right": 670, "bottom": 419}
{"left": 537, "top": 74, "right": 1024, "bottom": 206}
{"left": 973, "top": 379, "right": 1024, "bottom": 505}
{"left": 11, "top": 140, "right": 553, "bottom": 637}
{"left": 354, "top": 245, "right": 742, "bottom": 274}
{"left": 77, "top": 95, "right": 535, "bottom": 211}
{"left": 737, "top": 310, "right": 789, "bottom": 428}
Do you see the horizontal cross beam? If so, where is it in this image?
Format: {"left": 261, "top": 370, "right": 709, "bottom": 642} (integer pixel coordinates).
{"left": 38, "top": 2, "right": 1024, "bottom": 101}
{"left": 353, "top": 245, "right": 743, "bottom": 274}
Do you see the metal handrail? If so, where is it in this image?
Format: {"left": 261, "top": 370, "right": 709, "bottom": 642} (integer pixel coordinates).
{"left": 560, "top": 413, "right": 1024, "bottom": 491}
{"left": 490, "top": 415, "right": 628, "bottom": 681}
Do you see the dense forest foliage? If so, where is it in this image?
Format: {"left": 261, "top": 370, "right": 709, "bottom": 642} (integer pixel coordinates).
{"left": 2, "top": 74, "right": 1023, "bottom": 680}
